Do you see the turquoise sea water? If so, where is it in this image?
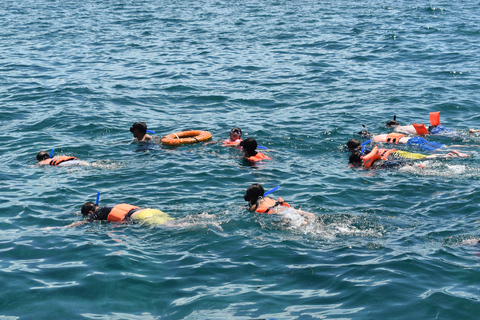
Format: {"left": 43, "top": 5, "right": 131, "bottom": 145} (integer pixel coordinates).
{"left": 2, "top": 0, "right": 480, "bottom": 318}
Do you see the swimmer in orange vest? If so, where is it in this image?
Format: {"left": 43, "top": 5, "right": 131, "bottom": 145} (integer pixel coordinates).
{"left": 49, "top": 202, "right": 221, "bottom": 229}
{"left": 244, "top": 183, "right": 315, "bottom": 226}
{"left": 37, "top": 151, "right": 90, "bottom": 166}
{"left": 222, "top": 127, "right": 243, "bottom": 147}
{"left": 346, "top": 139, "right": 468, "bottom": 160}
{"left": 348, "top": 146, "right": 427, "bottom": 169}
{"left": 130, "top": 121, "right": 153, "bottom": 142}
{"left": 241, "top": 138, "right": 271, "bottom": 162}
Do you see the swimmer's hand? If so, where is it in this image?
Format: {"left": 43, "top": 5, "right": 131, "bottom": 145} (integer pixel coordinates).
{"left": 42, "top": 226, "right": 61, "bottom": 230}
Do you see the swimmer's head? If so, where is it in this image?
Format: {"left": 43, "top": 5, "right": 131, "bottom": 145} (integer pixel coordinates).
{"left": 230, "top": 127, "right": 242, "bottom": 140}
{"left": 130, "top": 122, "right": 147, "bottom": 139}
{"left": 244, "top": 183, "right": 264, "bottom": 206}
{"left": 36, "top": 151, "right": 50, "bottom": 161}
{"left": 346, "top": 139, "right": 361, "bottom": 150}
{"left": 81, "top": 202, "right": 100, "bottom": 216}
{"left": 240, "top": 137, "right": 257, "bottom": 155}
{"left": 386, "top": 115, "right": 400, "bottom": 127}
{"left": 358, "top": 130, "right": 372, "bottom": 138}
{"left": 349, "top": 149, "right": 363, "bottom": 166}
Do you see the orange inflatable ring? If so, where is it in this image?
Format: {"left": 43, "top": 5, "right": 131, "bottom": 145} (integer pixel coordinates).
{"left": 161, "top": 130, "right": 212, "bottom": 146}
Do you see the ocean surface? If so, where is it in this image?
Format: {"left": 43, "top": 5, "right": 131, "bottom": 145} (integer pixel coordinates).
{"left": 1, "top": 0, "right": 480, "bottom": 318}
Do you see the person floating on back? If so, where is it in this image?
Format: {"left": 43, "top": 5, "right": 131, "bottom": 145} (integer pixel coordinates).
{"left": 223, "top": 127, "right": 242, "bottom": 147}
{"left": 357, "top": 128, "right": 475, "bottom": 152}
{"left": 241, "top": 138, "right": 271, "bottom": 162}
{"left": 386, "top": 112, "right": 480, "bottom": 136}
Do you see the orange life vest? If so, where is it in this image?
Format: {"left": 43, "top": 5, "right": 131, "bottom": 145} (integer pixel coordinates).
{"left": 223, "top": 138, "right": 242, "bottom": 145}
{"left": 39, "top": 156, "right": 78, "bottom": 166}
{"left": 362, "top": 145, "right": 387, "bottom": 169}
{"left": 385, "top": 133, "right": 406, "bottom": 144}
{"left": 256, "top": 197, "right": 290, "bottom": 214}
{"left": 412, "top": 123, "right": 429, "bottom": 135}
{"left": 107, "top": 203, "right": 141, "bottom": 222}
{"left": 429, "top": 111, "right": 441, "bottom": 126}
{"left": 248, "top": 152, "right": 271, "bottom": 162}
{"left": 378, "top": 148, "right": 397, "bottom": 158}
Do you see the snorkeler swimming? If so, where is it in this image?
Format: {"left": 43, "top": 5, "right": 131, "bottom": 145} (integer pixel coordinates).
{"left": 346, "top": 139, "right": 468, "bottom": 160}
{"left": 241, "top": 138, "right": 271, "bottom": 162}
{"left": 244, "top": 183, "right": 315, "bottom": 226}
{"left": 130, "top": 121, "right": 154, "bottom": 142}
{"left": 37, "top": 151, "right": 90, "bottom": 166}
{"left": 348, "top": 145, "right": 427, "bottom": 170}
{"left": 61, "top": 202, "right": 173, "bottom": 227}
{"left": 45, "top": 201, "right": 221, "bottom": 229}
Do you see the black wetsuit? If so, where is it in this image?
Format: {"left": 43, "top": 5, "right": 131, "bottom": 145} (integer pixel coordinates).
{"left": 86, "top": 207, "right": 139, "bottom": 222}
{"left": 87, "top": 207, "right": 113, "bottom": 221}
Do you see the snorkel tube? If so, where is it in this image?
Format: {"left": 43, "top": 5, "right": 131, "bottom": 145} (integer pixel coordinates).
{"left": 96, "top": 191, "right": 100, "bottom": 205}
{"left": 361, "top": 140, "right": 371, "bottom": 155}
{"left": 263, "top": 186, "right": 280, "bottom": 196}
{"left": 146, "top": 130, "right": 155, "bottom": 134}
{"left": 49, "top": 148, "right": 55, "bottom": 158}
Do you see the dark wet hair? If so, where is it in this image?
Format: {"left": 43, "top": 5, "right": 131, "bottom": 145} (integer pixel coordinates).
{"left": 358, "top": 130, "right": 371, "bottom": 138}
{"left": 346, "top": 139, "right": 361, "bottom": 150}
{"left": 230, "top": 127, "right": 242, "bottom": 135}
{"left": 81, "top": 202, "right": 99, "bottom": 215}
{"left": 244, "top": 183, "right": 264, "bottom": 206}
{"left": 386, "top": 115, "right": 400, "bottom": 127}
{"left": 240, "top": 137, "right": 257, "bottom": 154}
{"left": 349, "top": 149, "right": 363, "bottom": 166}
{"left": 37, "top": 151, "right": 50, "bottom": 161}
{"left": 386, "top": 120, "right": 400, "bottom": 127}
{"left": 130, "top": 122, "right": 147, "bottom": 134}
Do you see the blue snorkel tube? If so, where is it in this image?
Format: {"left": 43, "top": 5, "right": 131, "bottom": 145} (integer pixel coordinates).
{"left": 146, "top": 130, "right": 155, "bottom": 134}
{"left": 263, "top": 186, "right": 280, "bottom": 196}
{"left": 361, "top": 139, "right": 371, "bottom": 155}
{"left": 49, "top": 148, "right": 55, "bottom": 158}
{"left": 96, "top": 191, "right": 100, "bottom": 205}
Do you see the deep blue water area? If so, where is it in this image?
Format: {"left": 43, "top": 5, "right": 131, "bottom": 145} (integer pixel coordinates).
{"left": 1, "top": 0, "right": 480, "bottom": 319}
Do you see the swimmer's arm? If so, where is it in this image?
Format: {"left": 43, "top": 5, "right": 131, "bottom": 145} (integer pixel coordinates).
{"left": 297, "top": 210, "right": 315, "bottom": 220}
{"left": 65, "top": 220, "right": 90, "bottom": 227}
{"left": 42, "top": 220, "right": 89, "bottom": 230}
{"left": 223, "top": 141, "right": 241, "bottom": 147}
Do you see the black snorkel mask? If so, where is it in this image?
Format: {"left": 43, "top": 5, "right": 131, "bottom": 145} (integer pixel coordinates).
{"left": 386, "top": 115, "right": 400, "bottom": 127}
